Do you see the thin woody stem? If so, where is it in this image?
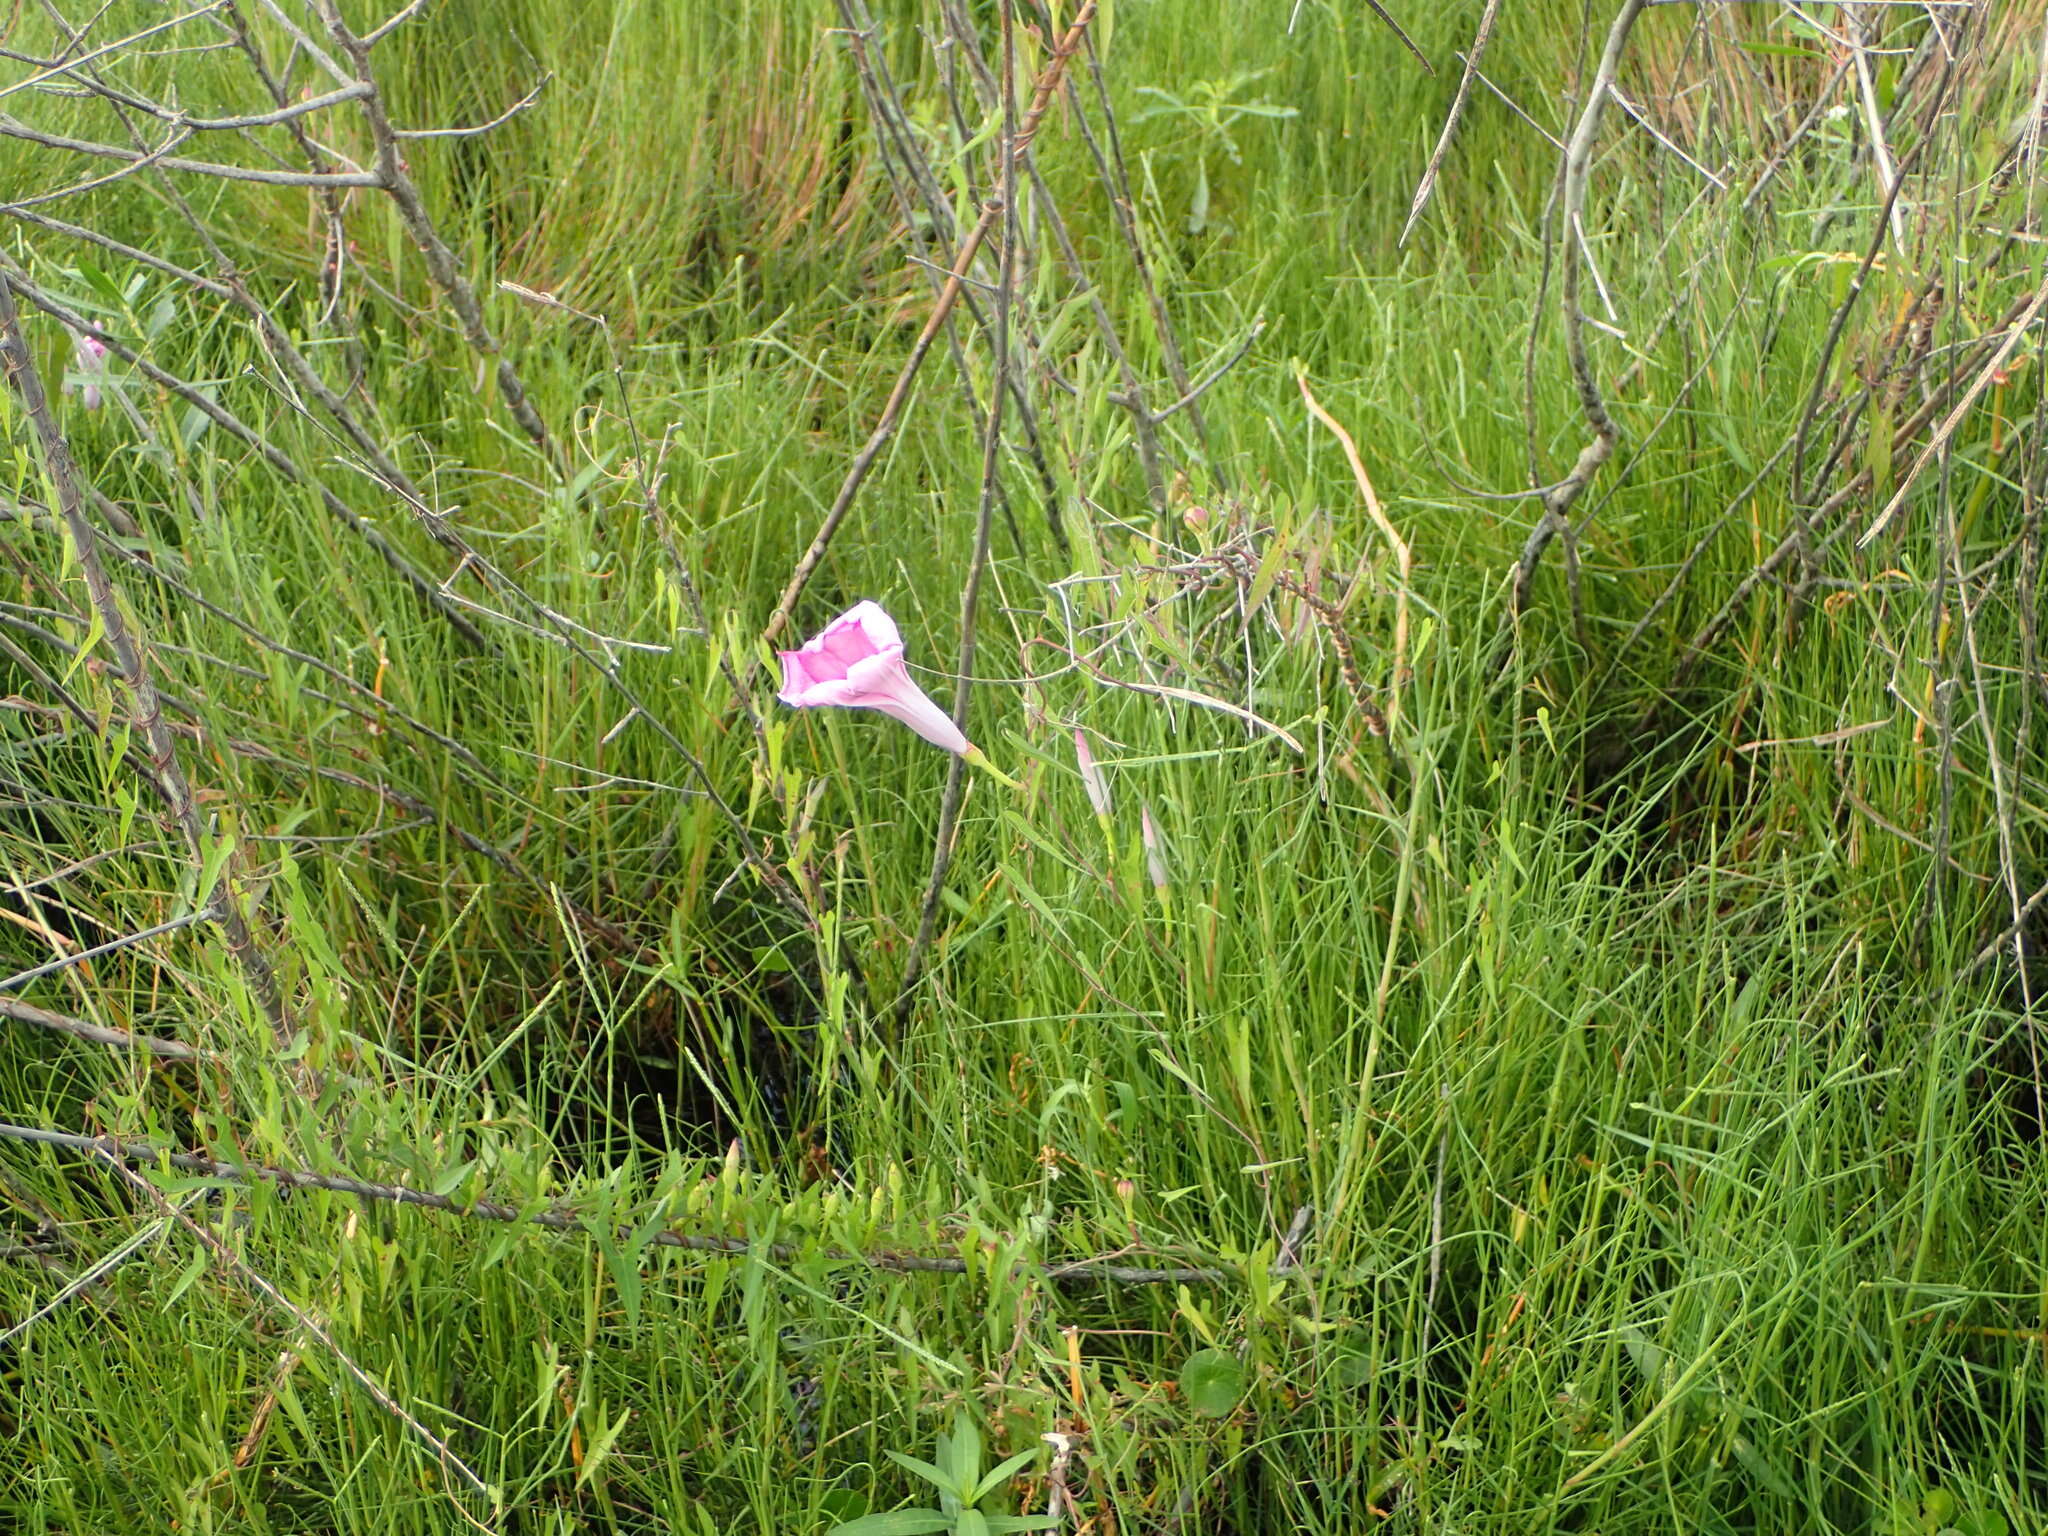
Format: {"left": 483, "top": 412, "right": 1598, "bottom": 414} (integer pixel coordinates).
{"left": 0, "top": 274, "right": 293, "bottom": 1050}
{"left": 0, "top": 1121, "right": 1235, "bottom": 1287}
{"left": 894, "top": 0, "right": 1023, "bottom": 1028}
{"left": 312, "top": 0, "right": 560, "bottom": 468}
{"left": 1509, "top": 0, "right": 1648, "bottom": 623}
{"left": 762, "top": 1, "right": 1097, "bottom": 648}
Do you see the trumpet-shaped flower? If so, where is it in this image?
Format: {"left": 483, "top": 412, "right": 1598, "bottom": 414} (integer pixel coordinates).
{"left": 66, "top": 333, "right": 109, "bottom": 411}
{"left": 777, "top": 601, "right": 971, "bottom": 756}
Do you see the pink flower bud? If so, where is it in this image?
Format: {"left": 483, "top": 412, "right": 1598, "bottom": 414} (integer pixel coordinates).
{"left": 66, "top": 332, "right": 109, "bottom": 411}
{"left": 1140, "top": 802, "right": 1170, "bottom": 893}
{"left": 1073, "top": 728, "right": 1112, "bottom": 818}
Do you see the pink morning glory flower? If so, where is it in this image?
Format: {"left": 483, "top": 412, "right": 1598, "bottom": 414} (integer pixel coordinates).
{"left": 777, "top": 600, "right": 974, "bottom": 755}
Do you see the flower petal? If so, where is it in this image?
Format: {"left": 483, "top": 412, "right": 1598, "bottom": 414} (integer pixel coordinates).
{"left": 837, "top": 600, "right": 901, "bottom": 652}
{"left": 782, "top": 642, "right": 847, "bottom": 690}
{"left": 819, "top": 621, "right": 880, "bottom": 669}
{"left": 865, "top": 690, "right": 969, "bottom": 755}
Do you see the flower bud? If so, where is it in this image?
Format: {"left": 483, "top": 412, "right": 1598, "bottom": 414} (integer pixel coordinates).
{"left": 1073, "top": 728, "right": 1112, "bottom": 819}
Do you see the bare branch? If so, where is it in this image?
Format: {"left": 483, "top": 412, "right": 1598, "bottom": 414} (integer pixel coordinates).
{"left": 1401, "top": 0, "right": 1503, "bottom": 246}
{"left": 1858, "top": 272, "right": 2048, "bottom": 548}
{"left": 763, "top": 1, "right": 1097, "bottom": 648}
{"left": 0, "top": 117, "right": 381, "bottom": 185}
{"left": 97, "top": 1151, "right": 499, "bottom": 1514}
{"left": 0, "top": 268, "right": 486, "bottom": 645}
{"left": 1297, "top": 368, "right": 1412, "bottom": 729}
{"left": 0, "top": 994, "right": 209, "bottom": 1062}
{"left": 895, "top": 0, "right": 1025, "bottom": 1027}
{"left": 311, "top": 0, "right": 559, "bottom": 465}
{"left": 0, "top": 2, "right": 230, "bottom": 109}
{"left": 393, "top": 73, "right": 548, "bottom": 139}
{"left": 1510, "top": 0, "right": 1649, "bottom": 621}
{"left": 0, "top": 274, "right": 295, "bottom": 1051}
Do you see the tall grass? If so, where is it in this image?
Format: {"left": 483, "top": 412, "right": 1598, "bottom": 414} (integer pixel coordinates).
{"left": 1, "top": 1, "right": 2044, "bottom": 1531}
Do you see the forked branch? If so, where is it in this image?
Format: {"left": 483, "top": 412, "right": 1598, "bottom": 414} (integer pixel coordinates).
{"left": 1510, "top": 0, "right": 1648, "bottom": 622}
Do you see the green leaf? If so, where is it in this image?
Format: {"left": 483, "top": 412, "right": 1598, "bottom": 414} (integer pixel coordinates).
{"left": 1728, "top": 1435, "right": 1797, "bottom": 1502}
{"left": 574, "top": 1405, "right": 633, "bottom": 1490}
{"left": 940, "top": 1411, "right": 983, "bottom": 1491}
{"left": 1619, "top": 1324, "right": 1665, "bottom": 1386}
{"left": 817, "top": 1490, "right": 868, "bottom": 1524}
{"left": 983, "top": 1519, "right": 1060, "bottom": 1534}
{"left": 1330, "top": 1347, "right": 1372, "bottom": 1389}
{"left": 162, "top": 1243, "right": 209, "bottom": 1306}
{"left": 883, "top": 1450, "right": 953, "bottom": 1494}
{"left": 1180, "top": 1347, "right": 1246, "bottom": 1418}
{"left": 827, "top": 1512, "right": 954, "bottom": 1536}
{"left": 1187, "top": 158, "right": 1210, "bottom": 237}
{"left": 971, "top": 1447, "right": 1042, "bottom": 1503}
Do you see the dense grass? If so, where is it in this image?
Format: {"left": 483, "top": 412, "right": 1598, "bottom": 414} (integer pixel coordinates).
{"left": 2, "top": 1, "right": 2045, "bottom": 1531}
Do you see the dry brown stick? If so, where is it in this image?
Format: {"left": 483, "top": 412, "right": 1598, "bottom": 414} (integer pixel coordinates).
{"left": 1297, "top": 369, "right": 1411, "bottom": 732}
{"left": 56, "top": 34, "right": 490, "bottom": 598}
{"left": 1599, "top": 434, "right": 1797, "bottom": 688}
{"left": 767, "top": 211, "right": 998, "bottom": 648}
{"left": 0, "top": 994, "right": 209, "bottom": 1062}
{"left": 1968, "top": 876, "right": 2048, "bottom": 979}
{"left": 6, "top": 0, "right": 355, "bottom": 138}
{"left": 0, "top": 590, "right": 625, "bottom": 955}
{"left": 1400, "top": 0, "right": 1503, "bottom": 247}
{"left": 1358, "top": 0, "right": 1435, "bottom": 75}
{"left": 1, "top": 1121, "right": 1233, "bottom": 1287}
{"left": 0, "top": 1189, "right": 206, "bottom": 1349}
{"left": 1858, "top": 270, "right": 2048, "bottom": 549}
{"left": 217, "top": 0, "right": 352, "bottom": 321}
{"left": 9, "top": 262, "right": 765, "bottom": 925}
{"left": 0, "top": 204, "right": 231, "bottom": 298}
{"left": 1945, "top": 492, "right": 2041, "bottom": 1121}
{"left": 1062, "top": 13, "right": 1218, "bottom": 490}
{"left": 0, "top": 1, "right": 228, "bottom": 98}
{"left": 0, "top": 116, "right": 376, "bottom": 186}
{"left": 0, "top": 910, "right": 211, "bottom": 995}
{"left": 1787, "top": 144, "right": 1929, "bottom": 536}
{"left": 1012, "top": 128, "right": 1168, "bottom": 508}
{"left": 1675, "top": 290, "right": 2037, "bottom": 684}
{"left": 0, "top": 542, "right": 543, "bottom": 859}
{"left": 1848, "top": 5, "right": 1907, "bottom": 254}
{"left": 1610, "top": 57, "right": 1852, "bottom": 399}
{"left": 187, "top": 728, "right": 629, "bottom": 947}
{"left": 230, "top": 1340, "right": 306, "bottom": 1473}
{"left": 0, "top": 274, "right": 293, "bottom": 1051}
{"left": 1510, "top": 0, "right": 1650, "bottom": 622}
{"left": 762, "top": 0, "right": 1096, "bottom": 648}
{"left": 311, "top": 0, "right": 558, "bottom": 469}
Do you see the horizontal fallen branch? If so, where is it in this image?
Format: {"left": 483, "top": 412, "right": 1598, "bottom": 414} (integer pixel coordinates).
{"left": 0, "top": 1121, "right": 1240, "bottom": 1288}
{"left": 0, "top": 996, "right": 209, "bottom": 1063}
